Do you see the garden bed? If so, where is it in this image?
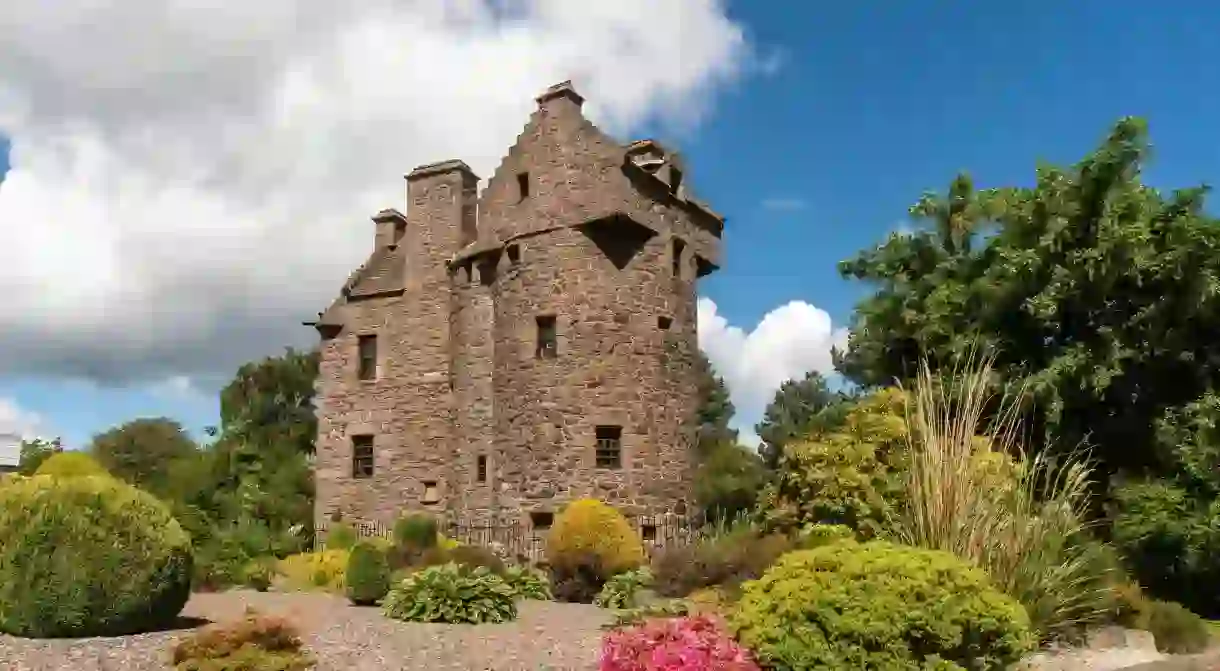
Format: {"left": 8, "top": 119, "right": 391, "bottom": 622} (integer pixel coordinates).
{"left": 0, "top": 590, "right": 610, "bottom": 671}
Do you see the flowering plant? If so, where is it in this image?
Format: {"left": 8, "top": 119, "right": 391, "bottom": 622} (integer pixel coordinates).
{"left": 599, "top": 615, "right": 759, "bottom": 671}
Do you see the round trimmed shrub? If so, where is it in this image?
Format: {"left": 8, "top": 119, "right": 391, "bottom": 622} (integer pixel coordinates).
{"left": 346, "top": 541, "right": 391, "bottom": 606}
{"left": 33, "top": 451, "right": 109, "bottom": 479}
{"left": 546, "top": 499, "right": 644, "bottom": 578}
{"left": 0, "top": 474, "right": 193, "bottom": 637}
{"left": 731, "top": 540, "right": 1035, "bottom": 670}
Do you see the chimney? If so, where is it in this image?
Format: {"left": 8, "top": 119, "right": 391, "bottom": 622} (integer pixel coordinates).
{"left": 535, "top": 80, "right": 584, "bottom": 112}
{"left": 372, "top": 208, "right": 407, "bottom": 250}
{"left": 403, "top": 159, "right": 480, "bottom": 288}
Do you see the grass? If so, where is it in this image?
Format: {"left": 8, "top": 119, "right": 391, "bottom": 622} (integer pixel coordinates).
{"left": 897, "top": 353, "right": 1115, "bottom": 641}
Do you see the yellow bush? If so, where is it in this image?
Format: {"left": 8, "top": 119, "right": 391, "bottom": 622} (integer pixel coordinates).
{"left": 33, "top": 452, "right": 110, "bottom": 479}
{"left": 546, "top": 499, "right": 643, "bottom": 577}
{"left": 277, "top": 550, "right": 348, "bottom": 593}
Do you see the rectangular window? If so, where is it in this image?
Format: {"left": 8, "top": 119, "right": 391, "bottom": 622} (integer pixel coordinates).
{"left": 517, "top": 172, "right": 530, "bottom": 201}
{"left": 351, "top": 435, "right": 374, "bottom": 479}
{"left": 530, "top": 511, "right": 554, "bottom": 530}
{"left": 642, "top": 523, "right": 657, "bottom": 541}
{"left": 671, "top": 239, "right": 685, "bottom": 277}
{"left": 357, "top": 334, "right": 377, "bottom": 380}
{"left": 476, "top": 455, "right": 487, "bottom": 483}
{"left": 422, "top": 480, "right": 440, "bottom": 504}
{"left": 536, "top": 315, "right": 557, "bottom": 359}
{"left": 657, "top": 315, "right": 673, "bottom": 331}
{"left": 595, "top": 425, "right": 623, "bottom": 469}
{"left": 507, "top": 244, "right": 520, "bottom": 265}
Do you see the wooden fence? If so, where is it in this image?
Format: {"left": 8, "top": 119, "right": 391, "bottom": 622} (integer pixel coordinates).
{"left": 315, "top": 513, "right": 706, "bottom": 562}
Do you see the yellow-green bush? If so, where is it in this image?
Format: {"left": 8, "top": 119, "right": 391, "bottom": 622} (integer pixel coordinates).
{"left": 731, "top": 540, "right": 1035, "bottom": 670}
{"left": 278, "top": 550, "right": 348, "bottom": 592}
{"left": 0, "top": 474, "right": 193, "bottom": 637}
{"left": 546, "top": 499, "right": 644, "bottom": 576}
{"left": 33, "top": 451, "right": 110, "bottom": 479}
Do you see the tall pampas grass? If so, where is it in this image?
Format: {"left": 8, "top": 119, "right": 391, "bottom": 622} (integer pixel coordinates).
{"left": 898, "top": 353, "right": 1114, "bottom": 641}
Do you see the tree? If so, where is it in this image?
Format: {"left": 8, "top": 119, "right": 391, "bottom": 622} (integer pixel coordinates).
{"left": 693, "top": 441, "right": 767, "bottom": 523}
{"left": 90, "top": 417, "right": 198, "bottom": 496}
{"left": 694, "top": 351, "right": 737, "bottom": 448}
{"left": 755, "top": 371, "right": 851, "bottom": 469}
{"left": 219, "top": 347, "right": 319, "bottom": 457}
{"left": 17, "top": 437, "right": 62, "bottom": 475}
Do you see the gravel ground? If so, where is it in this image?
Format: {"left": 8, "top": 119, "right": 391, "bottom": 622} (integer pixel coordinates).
{"left": 0, "top": 590, "right": 611, "bottom": 671}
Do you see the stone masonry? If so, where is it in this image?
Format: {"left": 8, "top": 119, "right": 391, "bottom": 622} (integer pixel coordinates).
{"left": 309, "top": 81, "right": 724, "bottom": 529}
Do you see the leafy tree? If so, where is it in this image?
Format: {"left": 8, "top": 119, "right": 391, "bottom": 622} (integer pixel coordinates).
{"left": 89, "top": 417, "right": 198, "bottom": 496}
{"left": 755, "top": 371, "right": 852, "bottom": 469}
{"left": 219, "top": 347, "right": 318, "bottom": 457}
{"left": 693, "top": 441, "right": 767, "bottom": 523}
{"left": 17, "top": 437, "right": 62, "bottom": 475}
{"left": 694, "top": 351, "right": 737, "bottom": 448}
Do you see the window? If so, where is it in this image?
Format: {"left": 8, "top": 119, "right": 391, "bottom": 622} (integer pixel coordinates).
{"left": 657, "top": 315, "right": 672, "bottom": 331}
{"left": 670, "top": 167, "right": 683, "bottom": 195}
{"left": 351, "top": 435, "right": 374, "bottom": 479}
{"left": 476, "top": 455, "right": 487, "bottom": 483}
{"left": 642, "top": 524, "right": 657, "bottom": 542}
{"left": 357, "top": 334, "right": 377, "bottom": 380}
{"left": 507, "top": 244, "right": 520, "bottom": 265}
{"left": 530, "top": 511, "right": 554, "bottom": 530}
{"left": 536, "top": 315, "right": 557, "bottom": 359}
{"left": 517, "top": 172, "right": 530, "bottom": 201}
{"left": 421, "top": 480, "right": 440, "bottom": 504}
{"left": 671, "top": 239, "right": 685, "bottom": 277}
{"left": 595, "top": 425, "right": 622, "bottom": 469}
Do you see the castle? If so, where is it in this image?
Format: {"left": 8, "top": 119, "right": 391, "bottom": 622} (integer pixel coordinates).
{"left": 309, "top": 81, "right": 724, "bottom": 531}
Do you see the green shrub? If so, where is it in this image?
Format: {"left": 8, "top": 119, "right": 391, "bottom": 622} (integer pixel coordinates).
{"left": 595, "top": 567, "right": 654, "bottom": 609}
{"left": 502, "top": 564, "right": 552, "bottom": 601}
{"left": 0, "top": 474, "right": 193, "bottom": 637}
{"left": 1134, "top": 599, "right": 1212, "bottom": 654}
{"left": 171, "top": 610, "right": 315, "bottom": 670}
{"left": 242, "top": 557, "right": 276, "bottom": 592}
{"left": 32, "top": 451, "right": 109, "bottom": 479}
{"left": 345, "top": 541, "right": 391, "bottom": 606}
{"left": 547, "top": 499, "right": 644, "bottom": 578}
{"left": 651, "top": 527, "right": 793, "bottom": 598}
{"left": 549, "top": 551, "right": 608, "bottom": 604}
{"left": 324, "top": 522, "right": 358, "bottom": 550}
{"left": 409, "top": 543, "right": 507, "bottom": 576}
{"left": 382, "top": 563, "right": 517, "bottom": 624}
{"left": 278, "top": 550, "right": 348, "bottom": 592}
{"left": 393, "top": 513, "right": 438, "bottom": 550}
{"left": 605, "top": 599, "right": 692, "bottom": 630}
{"left": 731, "top": 540, "right": 1035, "bottom": 671}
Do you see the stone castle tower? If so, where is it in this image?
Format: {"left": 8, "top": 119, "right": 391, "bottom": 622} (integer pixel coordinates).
{"left": 309, "top": 81, "right": 724, "bottom": 529}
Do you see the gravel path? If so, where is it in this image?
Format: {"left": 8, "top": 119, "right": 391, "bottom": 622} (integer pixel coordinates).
{"left": 0, "top": 590, "right": 611, "bottom": 671}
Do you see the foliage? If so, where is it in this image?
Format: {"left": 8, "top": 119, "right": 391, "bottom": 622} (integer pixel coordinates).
{"left": 193, "top": 515, "right": 298, "bottom": 591}
{"left": 89, "top": 417, "right": 198, "bottom": 497}
{"left": 382, "top": 563, "right": 517, "bottom": 624}
{"left": 606, "top": 599, "right": 692, "bottom": 630}
{"left": 756, "top": 388, "right": 907, "bottom": 538}
{"left": 1132, "top": 599, "right": 1213, "bottom": 654}
{"left": 171, "top": 609, "right": 315, "bottom": 671}
{"left": 502, "top": 564, "right": 553, "bottom": 601}
{"left": 596, "top": 567, "right": 655, "bottom": 610}
{"left": 17, "top": 437, "right": 62, "bottom": 475}
{"left": 243, "top": 557, "right": 276, "bottom": 592}
{"left": 550, "top": 551, "right": 610, "bottom": 604}
{"left": 392, "top": 513, "right": 439, "bottom": 550}
{"left": 651, "top": 525, "right": 793, "bottom": 598}
{"left": 325, "top": 522, "right": 358, "bottom": 550}
{"left": 410, "top": 543, "right": 507, "bottom": 576}
{"left": 0, "top": 474, "right": 193, "bottom": 637}
{"left": 547, "top": 499, "right": 644, "bottom": 580}
{"left": 693, "top": 441, "right": 768, "bottom": 524}
{"left": 33, "top": 450, "right": 109, "bottom": 478}
{"left": 345, "top": 541, "right": 391, "bottom": 606}
{"left": 278, "top": 550, "right": 348, "bottom": 593}
{"left": 898, "top": 355, "right": 1116, "bottom": 640}
{"left": 731, "top": 540, "right": 1035, "bottom": 671}
{"left": 756, "top": 370, "right": 852, "bottom": 469}
{"left": 600, "top": 614, "right": 760, "bottom": 671}
{"left": 694, "top": 351, "right": 738, "bottom": 447}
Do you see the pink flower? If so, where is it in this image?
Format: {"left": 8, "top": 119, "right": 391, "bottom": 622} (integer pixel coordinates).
{"left": 599, "top": 615, "right": 760, "bottom": 671}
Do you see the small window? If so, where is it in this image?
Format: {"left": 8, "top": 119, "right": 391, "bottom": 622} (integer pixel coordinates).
{"left": 670, "top": 167, "right": 683, "bottom": 195}
{"left": 671, "top": 239, "right": 685, "bottom": 277}
{"left": 507, "top": 244, "right": 520, "bottom": 265}
{"left": 422, "top": 480, "right": 440, "bottom": 504}
{"left": 536, "top": 315, "right": 557, "bottom": 359}
{"left": 657, "top": 315, "right": 672, "bottom": 331}
{"left": 530, "top": 511, "right": 554, "bottom": 530}
{"left": 517, "top": 172, "right": 530, "bottom": 201}
{"left": 595, "top": 425, "right": 623, "bottom": 469}
{"left": 357, "top": 334, "right": 377, "bottom": 381}
{"left": 393, "top": 220, "right": 406, "bottom": 244}
{"left": 476, "top": 455, "right": 487, "bottom": 483}
{"left": 351, "top": 435, "right": 374, "bottom": 479}
{"left": 642, "top": 524, "right": 657, "bottom": 542}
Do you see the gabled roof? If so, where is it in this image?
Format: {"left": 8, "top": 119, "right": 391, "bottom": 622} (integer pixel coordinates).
{"left": 346, "top": 244, "right": 405, "bottom": 298}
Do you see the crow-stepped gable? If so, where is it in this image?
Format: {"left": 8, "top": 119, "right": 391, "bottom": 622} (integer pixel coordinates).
{"left": 309, "top": 81, "right": 724, "bottom": 528}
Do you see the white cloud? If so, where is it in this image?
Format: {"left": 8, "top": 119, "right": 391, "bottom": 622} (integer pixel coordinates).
{"left": 0, "top": 0, "right": 754, "bottom": 384}
{"left": 697, "top": 297, "right": 848, "bottom": 444}
{"left": 0, "top": 396, "right": 45, "bottom": 439}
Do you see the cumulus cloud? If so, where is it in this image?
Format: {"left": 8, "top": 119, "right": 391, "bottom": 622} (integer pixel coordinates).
{"left": 0, "top": 0, "right": 753, "bottom": 384}
{"left": 0, "top": 396, "right": 45, "bottom": 439}
{"left": 697, "top": 297, "right": 848, "bottom": 446}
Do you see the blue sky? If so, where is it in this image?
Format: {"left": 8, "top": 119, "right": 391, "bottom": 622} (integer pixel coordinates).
{"left": 2, "top": 2, "right": 1219, "bottom": 448}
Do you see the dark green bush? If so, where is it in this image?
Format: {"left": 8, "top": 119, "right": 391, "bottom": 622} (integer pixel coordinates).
{"left": 0, "top": 474, "right": 193, "bottom": 637}
{"left": 324, "top": 522, "right": 358, "bottom": 551}
{"left": 548, "top": 551, "right": 608, "bottom": 604}
{"left": 1135, "top": 599, "right": 1213, "bottom": 654}
{"left": 409, "top": 543, "right": 506, "bottom": 576}
{"left": 382, "top": 563, "right": 516, "bottom": 624}
{"left": 171, "top": 610, "right": 315, "bottom": 670}
{"left": 731, "top": 540, "right": 1035, "bottom": 670}
{"left": 651, "top": 527, "right": 793, "bottom": 598}
{"left": 392, "top": 513, "right": 438, "bottom": 551}
{"left": 345, "top": 541, "right": 391, "bottom": 606}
